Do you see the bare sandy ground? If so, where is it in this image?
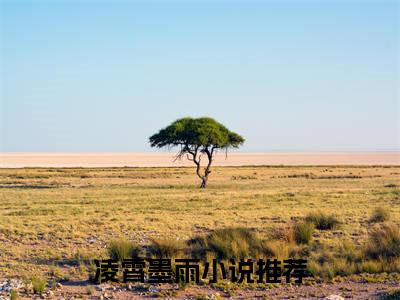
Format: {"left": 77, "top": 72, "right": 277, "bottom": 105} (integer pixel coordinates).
{"left": 0, "top": 152, "right": 399, "bottom": 168}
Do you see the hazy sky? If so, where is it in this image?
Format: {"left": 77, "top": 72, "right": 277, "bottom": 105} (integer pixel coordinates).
{"left": 1, "top": 0, "right": 399, "bottom": 152}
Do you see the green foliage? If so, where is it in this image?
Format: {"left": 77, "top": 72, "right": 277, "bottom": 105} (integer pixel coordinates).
{"left": 305, "top": 211, "right": 339, "bottom": 230}
{"left": 293, "top": 222, "right": 314, "bottom": 244}
{"left": 365, "top": 224, "right": 400, "bottom": 260}
{"left": 31, "top": 276, "right": 47, "bottom": 294}
{"left": 149, "top": 117, "right": 244, "bottom": 150}
{"left": 370, "top": 207, "right": 390, "bottom": 223}
{"left": 108, "top": 238, "right": 140, "bottom": 261}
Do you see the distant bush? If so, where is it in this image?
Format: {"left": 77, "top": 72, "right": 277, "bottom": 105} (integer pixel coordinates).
{"left": 31, "top": 276, "right": 47, "bottom": 294}
{"left": 370, "top": 207, "right": 390, "bottom": 223}
{"left": 149, "top": 238, "right": 183, "bottom": 258}
{"left": 365, "top": 224, "right": 400, "bottom": 260}
{"left": 108, "top": 238, "right": 140, "bottom": 261}
{"left": 305, "top": 211, "right": 339, "bottom": 230}
{"left": 384, "top": 183, "right": 397, "bottom": 188}
{"left": 293, "top": 222, "right": 314, "bottom": 244}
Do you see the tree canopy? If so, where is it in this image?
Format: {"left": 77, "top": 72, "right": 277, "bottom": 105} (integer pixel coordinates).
{"left": 149, "top": 117, "right": 245, "bottom": 188}
{"left": 149, "top": 117, "right": 244, "bottom": 150}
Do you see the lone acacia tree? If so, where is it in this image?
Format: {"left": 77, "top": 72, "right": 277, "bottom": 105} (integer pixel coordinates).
{"left": 149, "top": 117, "right": 245, "bottom": 188}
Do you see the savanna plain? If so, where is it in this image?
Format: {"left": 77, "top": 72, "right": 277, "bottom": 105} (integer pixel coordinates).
{"left": 1, "top": 165, "right": 400, "bottom": 299}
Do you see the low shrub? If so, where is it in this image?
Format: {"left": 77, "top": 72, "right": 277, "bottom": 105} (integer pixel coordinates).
{"left": 331, "top": 258, "right": 356, "bottom": 276}
{"left": 87, "top": 260, "right": 99, "bottom": 282}
{"left": 370, "top": 207, "right": 390, "bottom": 223}
{"left": 305, "top": 211, "right": 339, "bottom": 230}
{"left": 307, "top": 260, "right": 322, "bottom": 277}
{"left": 262, "top": 240, "right": 291, "bottom": 260}
{"left": 338, "top": 240, "right": 360, "bottom": 263}
{"left": 108, "top": 238, "right": 140, "bottom": 261}
{"left": 257, "top": 240, "right": 278, "bottom": 257}
{"left": 383, "top": 257, "right": 400, "bottom": 273}
{"left": 205, "top": 227, "right": 261, "bottom": 259}
{"left": 86, "top": 285, "right": 95, "bottom": 295}
{"left": 10, "top": 289, "right": 18, "bottom": 300}
{"left": 189, "top": 227, "right": 263, "bottom": 259}
{"left": 31, "top": 276, "right": 47, "bottom": 294}
{"left": 293, "top": 222, "right": 314, "bottom": 244}
{"left": 379, "top": 288, "right": 400, "bottom": 300}
{"left": 187, "top": 236, "right": 209, "bottom": 258}
{"left": 149, "top": 238, "right": 184, "bottom": 258}
{"left": 364, "top": 224, "right": 400, "bottom": 260}
{"left": 359, "top": 260, "right": 382, "bottom": 274}
{"left": 320, "top": 263, "right": 335, "bottom": 280}
{"left": 268, "top": 226, "right": 294, "bottom": 243}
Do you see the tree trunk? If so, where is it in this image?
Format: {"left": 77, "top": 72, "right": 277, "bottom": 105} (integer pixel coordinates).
{"left": 188, "top": 145, "right": 214, "bottom": 189}
{"left": 200, "top": 176, "right": 208, "bottom": 189}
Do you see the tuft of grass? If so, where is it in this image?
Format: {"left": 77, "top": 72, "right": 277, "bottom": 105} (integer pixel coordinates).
{"left": 305, "top": 211, "right": 339, "bottom": 230}
{"left": 359, "top": 260, "right": 382, "bottom": 274}
{"left": 188, "top": 227, "right": 266, "bottom": 259}
{"left": 87, "top": 260, "right": 99, "bottom": 282}
{"left": 257, "top": 240, "right": 279, "bottom": 258}
{"left": 85, "top": 285, "right": 94, "bottom": 295}
{"left": 268, "top": 226, "right": 294, "bottom": 244}
{"left": 365, "top": 224, "right": 400, "bottom": 260}
{"left": 338, "top": 240, "right": 360, "bottom": 263}
{"left": 320, "top": 263, "right": 335, "bottom": 280}
{"left": 331, "top": 258, "right": 356, "bottom": 276}
{"left": 10, "top": 289, "right": 18, "bottom": 300}
{"left": 108, "top": 238, "right": 140, "bottom": 261}
{"left": 194, "top": 294, "right": 210, "bottom": 300}
{"left": 203, "top": 227, "right": 261, "bottom": 259}
{"left": 149, "top": 238, "right": 183, "bottom": 258}
{"left": 379, "top": 288, "right": 400, "bottom": 300}
{"left": 31, "top": 276, "right": 47, "bottom": 294}
{"left": 370, "top": 207, "right": 390, "bottom": 223}
{"left": 308, "top": 258, "right": 356, "bottom": 279}
{"left": 262, "top": 240, "right": 290, "bottom": 260}
{"left": 307, "top": 260, "right": 322, "bottom": 277}
{"left": 293, "top": 222, "right": 314, "bottom": 244}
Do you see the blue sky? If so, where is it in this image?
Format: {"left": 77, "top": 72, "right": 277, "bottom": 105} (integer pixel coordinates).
{"left": 1, "top": 0, "right": 399, "bottom": 152}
